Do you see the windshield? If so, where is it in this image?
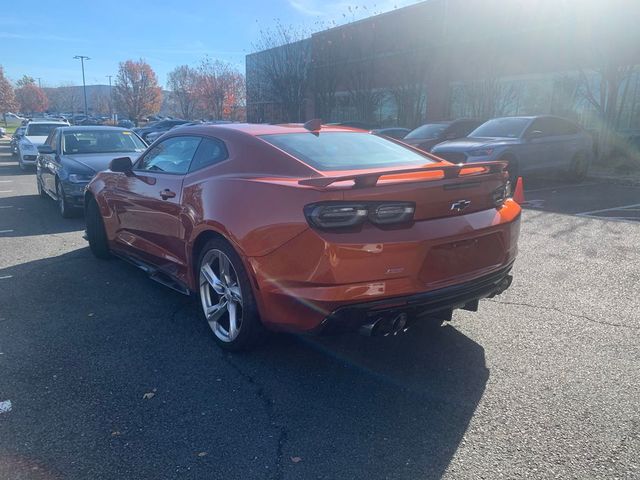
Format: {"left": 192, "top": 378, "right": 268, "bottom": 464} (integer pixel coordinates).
{"left": 260, "top": 132, "right": 434, "bottom": 171}
{"left": 405, "top": 123, "right": 449, "bottom": 140}
{"left": 25, "top": 123, "right": 63, "bottom": 137}
{"left": 469, "top": 118, "right": 531, "bottom": 138}
{"left": 62, "top": 130, "right": 147, "bottom": 154}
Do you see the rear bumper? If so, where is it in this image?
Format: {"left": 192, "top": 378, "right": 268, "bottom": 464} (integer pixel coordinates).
{"left": 318, "top": 263, "right": 513, "bottom": 334}
{"left": 249, "top": 201, "right": 521, "bottom": 333}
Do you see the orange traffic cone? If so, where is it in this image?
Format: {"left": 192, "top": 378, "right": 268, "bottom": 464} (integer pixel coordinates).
{"left": 513, "top": 177, "right": 525, "bottom": 205}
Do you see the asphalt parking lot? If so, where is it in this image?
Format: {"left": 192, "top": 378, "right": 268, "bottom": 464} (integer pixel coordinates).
{"left": 0, "top": 138, "right": 639, "bottom": 480}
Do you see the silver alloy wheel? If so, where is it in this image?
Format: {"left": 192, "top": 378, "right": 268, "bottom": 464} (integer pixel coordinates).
{"left": 199, "top": 249, "right": 243, "bottom": 343}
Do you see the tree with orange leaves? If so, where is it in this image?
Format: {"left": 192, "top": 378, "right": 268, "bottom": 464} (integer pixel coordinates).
{"left": 15, "top": 80, "right": 49, "bottom": 114}
{"left": 0, "top": 66, "right": 18, "bottom": 123}
{"left": 114, "top": 59, "right": 162, "bottom": 126}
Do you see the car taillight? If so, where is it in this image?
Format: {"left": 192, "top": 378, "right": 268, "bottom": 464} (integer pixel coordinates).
{"left": 304, "top": 202, "right": 415, "bottom": 230}
{"left": 369, "top": 203, "right": 415, "bottom": 225}
{"left": 493, "top": 181, "right": 512, "bottom": 208}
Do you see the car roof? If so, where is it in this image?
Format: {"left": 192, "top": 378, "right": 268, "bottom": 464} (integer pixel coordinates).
{"left": 175, "top": 123, "right": 365, "bottom": 137}
{"left": 56, "top": 126, "right": 131, "bottom": 132}
{"left": 27, "top": 121, "right": 69, "bottom": 125}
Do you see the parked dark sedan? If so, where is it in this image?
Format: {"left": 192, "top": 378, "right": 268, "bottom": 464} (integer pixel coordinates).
{"left": 403, "top": 119, "right": 482, "bottom": 152}
{"left": 134, "top": 119, "right": 190, "bottom": 142}
{"left": 431, "top": 116, "right": 593, "bottom": 182}
{"left": 10, "top": 126, "right": 26, "bottom": 155}
{"left": 36, "top": 126, "right": 146, "bottom": 217}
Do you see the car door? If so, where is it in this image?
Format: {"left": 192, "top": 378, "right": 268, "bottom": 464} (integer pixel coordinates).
{"left": 111, "top": 135, "right": 202, "bottom": 273}
{"left": 557, "top": 119, "right": 583, "bottom": 170}
{"left": 520, "top": 117, "right": 555, "bottom": 174}
{"left": 39, "top": 129, "right": 60, "bottom": 195}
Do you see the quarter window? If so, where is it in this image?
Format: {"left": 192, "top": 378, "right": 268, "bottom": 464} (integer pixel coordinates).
{"left": 136, "top": 136, "right": 201, "bottom": 174}
{"left": 189, "top": 137, "right": 228, "bottom": 172}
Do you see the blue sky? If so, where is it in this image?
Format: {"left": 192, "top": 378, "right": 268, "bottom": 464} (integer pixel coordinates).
{"left": 1, "top": 0, "right": 419, "bottom": 88}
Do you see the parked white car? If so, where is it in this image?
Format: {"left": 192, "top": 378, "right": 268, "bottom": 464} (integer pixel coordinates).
{"left": 3, "top": 112, "right": 27, "bottom": 126}
{"left": 17, "top": 121, "right": 68, "bottom": 170}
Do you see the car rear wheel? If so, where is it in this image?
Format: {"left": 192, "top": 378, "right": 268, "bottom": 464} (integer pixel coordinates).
{"left": 198, "top": 239, "right": 264, "bottom": 351}
{"left": 567, "top": 152, "right": 588, "bottom": 182}
{"left": 85, "top": 197, "right": 111, "bottom": 259}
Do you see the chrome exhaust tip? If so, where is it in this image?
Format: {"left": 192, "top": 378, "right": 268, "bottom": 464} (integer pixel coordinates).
{"left": 359, "top": 313, "right": 408, "bottom": 337}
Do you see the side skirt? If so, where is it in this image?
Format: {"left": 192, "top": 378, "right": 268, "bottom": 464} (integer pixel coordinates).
{"left": 111, "top": 250, "right": 191, "bottom": 296}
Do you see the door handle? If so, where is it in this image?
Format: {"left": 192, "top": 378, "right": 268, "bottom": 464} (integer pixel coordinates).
{"left": 160, "top": 189, "right": 176, "bottom": 200}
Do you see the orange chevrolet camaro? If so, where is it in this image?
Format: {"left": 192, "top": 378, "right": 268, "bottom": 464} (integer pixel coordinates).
{"left": 84, "top": 122, "right": 521, "bottom": 350}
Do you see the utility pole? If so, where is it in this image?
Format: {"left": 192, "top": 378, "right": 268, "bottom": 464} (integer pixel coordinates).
{"left": 73, "top": 55, "right": 90, "bottom": 117}
{"left": 36, "top": 77, "right": 41, "bottom": 88}
{"left": 106, "top": 75, "right": 113, "bottom": 122}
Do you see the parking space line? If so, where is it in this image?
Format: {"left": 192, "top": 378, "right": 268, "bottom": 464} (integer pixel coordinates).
{"left": 577, "top": 215, "right": 640, "bottom": 223}
{"left": 525, "top": 182, "right": 598, "bottom": 194}
{"left": 0, "top": 180, "right": 13, "bottom": 183}
{"left": 0, "top": 229, "right": 14, "bottom": 233}
{"left": 0, "top": 190, "right": 13, "bottom": 193}
{"left": 576, "top": 203, "right": 640, "bottom": 216}
{"left": 0, "top": 275, "right": 13, "bottom": 280}
{"left": 0, "top": 206, "right": 13, "bottom": 209}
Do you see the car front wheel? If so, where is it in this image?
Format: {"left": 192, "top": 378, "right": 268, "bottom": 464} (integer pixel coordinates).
{"left": 56, "top": 180, "right": 75, "bottom": 218}
{"left": 37, "top": 176, "right": 47, "bottom": 198}
{"left": 85, "top": 197, "right": 111, "bottom": 259}
{"left": 499, "top": 155, "right": 519, "bottom": 184}
{"left": 198, "top": 239, "right": 264, "bottom": 351}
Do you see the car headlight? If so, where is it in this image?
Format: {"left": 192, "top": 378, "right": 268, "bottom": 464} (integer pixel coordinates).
{"left": 468, "top": 148, "right": 494, "bottom": 157}
{"left": 67, "top": 173, "right": 93, "bottom": 183}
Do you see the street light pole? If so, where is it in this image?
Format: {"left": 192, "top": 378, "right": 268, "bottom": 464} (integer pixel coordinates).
{"left": 36, "top": 77, "right": 41, "bottom": 88}
{"left": 73, "top": 55, "right": 90, "bottom": 117}
{"left": 106, "top": 75, "right": 113, "bottom": 122}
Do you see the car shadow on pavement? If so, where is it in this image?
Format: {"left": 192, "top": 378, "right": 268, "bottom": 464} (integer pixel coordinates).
{"left": 0, "top": 194, "right": 84, "bottom": 236}
{"left": 0, "top": 248, "right": 487, "bottom": 480}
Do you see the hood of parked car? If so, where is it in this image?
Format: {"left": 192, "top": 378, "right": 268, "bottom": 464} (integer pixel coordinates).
{"left": 431, "top": 137, "right": 520, "bottom": 153}
{"left": 62, "top": 152, "right": 143, "bottom": 173}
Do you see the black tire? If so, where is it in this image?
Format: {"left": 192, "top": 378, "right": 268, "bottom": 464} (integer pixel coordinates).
{"left": 567, "top": 152, "right": 589, "bottom": 182}
{"left": 85, "top": 197, "right": 111, "bottom": 259}
{"left": 500, "top": 155, "right": 519, "bottom": 184}
{"left": 197, "top": 238, "right": 265, "bottom": 351}
{"left": 36, "top": 176, "right": 47, "bottom": 198}
{"left": 56, "top": 180, "right": 75, "bottom": 218}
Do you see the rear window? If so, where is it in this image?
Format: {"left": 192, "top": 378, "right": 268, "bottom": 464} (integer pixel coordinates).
{"left": 26, "top": 123, "right": 64, "bottom": 137}
{"left": 260, "top": 132, "right": 434, "bottom": 171}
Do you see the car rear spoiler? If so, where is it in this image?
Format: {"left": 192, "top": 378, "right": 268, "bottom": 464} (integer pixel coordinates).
{"left": 298, "top": 161, "right": 507, "bottom": 189}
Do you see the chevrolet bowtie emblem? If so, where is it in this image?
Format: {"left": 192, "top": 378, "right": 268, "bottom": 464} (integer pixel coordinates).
{"left": 450, "top": 200, "right": 471, "bottom": 212}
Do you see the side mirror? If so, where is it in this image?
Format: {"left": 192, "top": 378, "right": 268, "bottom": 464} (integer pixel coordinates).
{"left": 37, "top": 145, "right": 55, "bottom": 154}
{"left": 110, "top": 156, "right": 133, "bottom": 173}
{"left": 527, "top": 130, "right": 544, "bottom": 140}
